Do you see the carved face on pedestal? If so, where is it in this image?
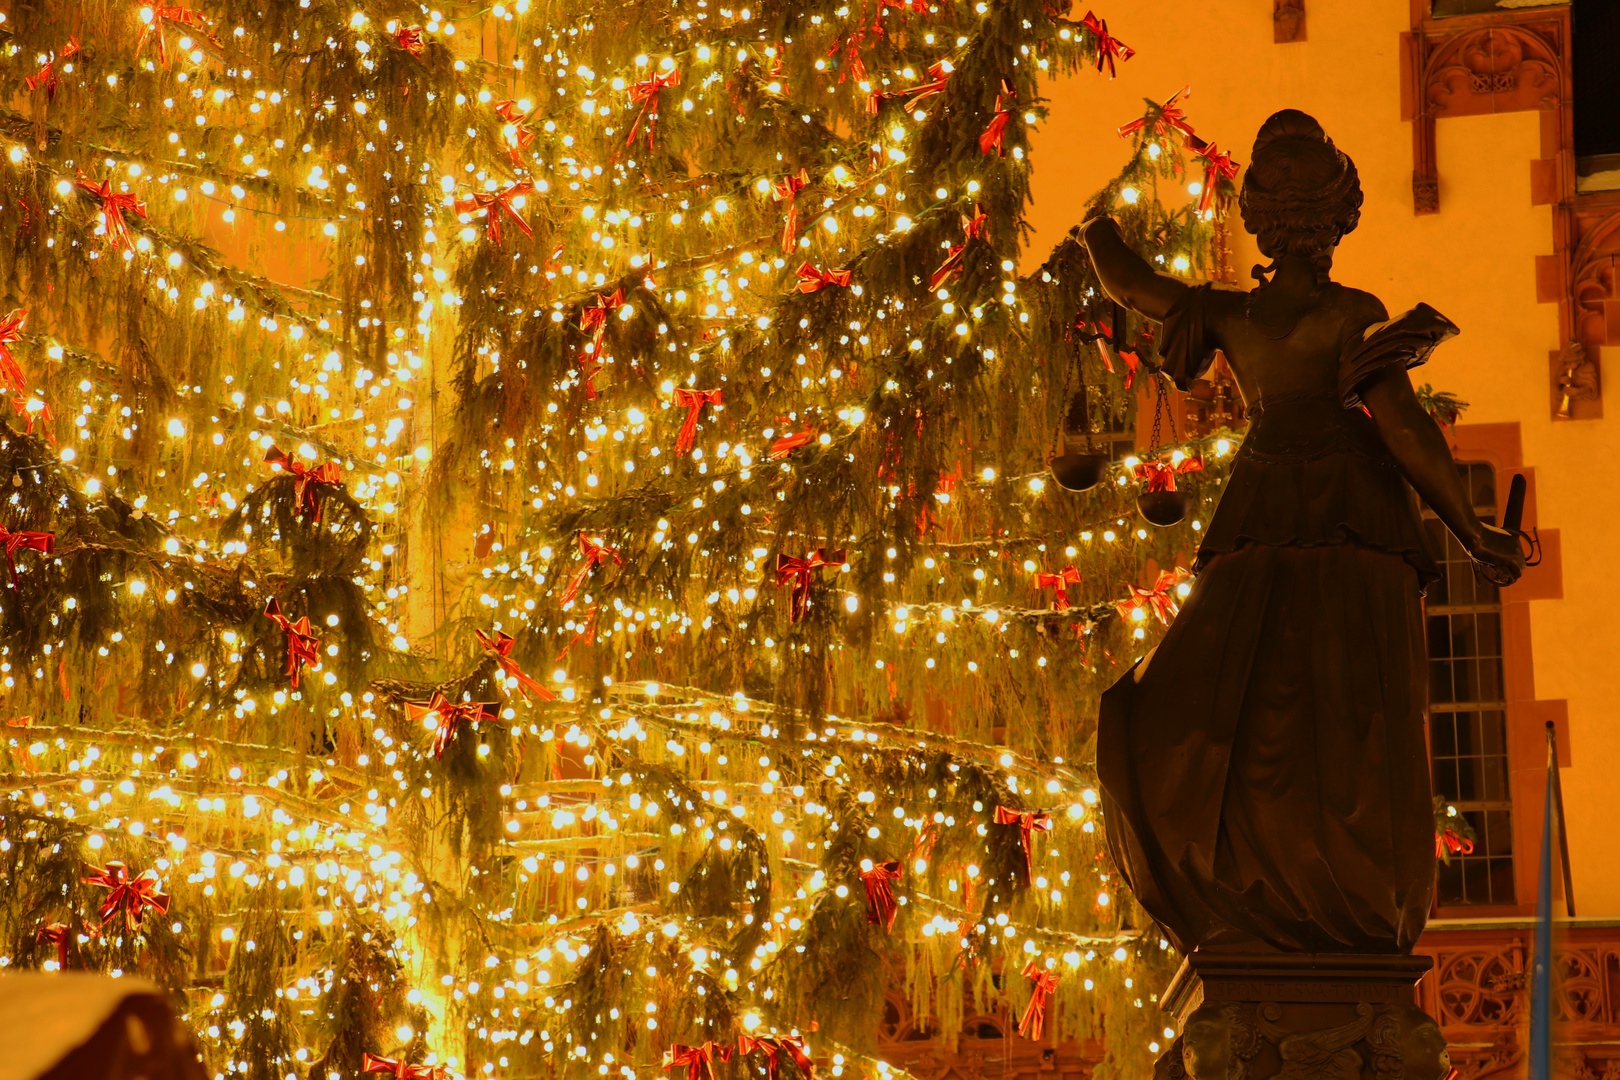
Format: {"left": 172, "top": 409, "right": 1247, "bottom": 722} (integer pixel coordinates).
{"left": 1182, "top": 1005, "right": 1257, "bottom": 1080}
{"left": 1368, "top": 1005, "right": 1451, "bottom": 1080}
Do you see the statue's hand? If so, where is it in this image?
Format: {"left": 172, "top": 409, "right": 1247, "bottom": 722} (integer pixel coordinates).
{"left": 1468, "top": 523, "right": 1525, "bottom": 586}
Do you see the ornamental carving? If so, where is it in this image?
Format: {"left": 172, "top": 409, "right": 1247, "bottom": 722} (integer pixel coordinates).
{"left": 1422, "top": 27, "right": 1560, "bottom": 115}
{"left": 1401, "top": 11, "right": 1568, "bottom": 216}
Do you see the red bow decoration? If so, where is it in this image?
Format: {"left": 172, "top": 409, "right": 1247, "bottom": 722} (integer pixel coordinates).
{"left": 391, "top": 25, "right": 426, "bottom": 56}
{"left": 455, "top": 179, "right": 535, "bottom": 245}
{"left": 264, "top": 599, "right": 320, "bottom": 687}
{"left": 1079, "top": 11, "right": 1134, "bottom": 78}
{"left": 264, "top": 445, "right": 343, "bottom": 521}
{"left": 796, "top": 262, "right": 852, "bottom": 293}
{"left": 994, "top": 806, "right": 1054, "bottom": 881}
{"left": 559, "top": 533, "right": 622, "bottom": 606}
{"left": 1134, "top": 455, "right": 1203, "bottom": 493}
{"left": 494, "top": 100, "right": 536, "bottom": 163}
{"left": 36, "top": 922, "right": 69, "bottom": 968}
{"left": 737, "top": 1034, "right": 815, "bottom": 1080}
{"left": 1436, "top": 823, "right": 1475, "bottom": 859}
{"left": 1192, "top": 142, "right": 1240, "bottom": 214}
{"left": 11, "top": 396, "right": 54, "bottom": 443}
{"left": 81, "top": 862, "right": 170, "bottom": 933}
{"left": 0, "top": 524, "right": 54, "bottom": 588}
{"left": 406, "top": 691, "right": 496, "bottom": 760}
{"left": 0, "top": 309, "right": 29, "bottom": 392}
{"left": 1117, "top": 86, "right": 1196, "bottom": 142}
{"left": 1017, "top": 961, "right": 1060, "bottom": 1040}
{"left": 1033, "top": 566, "right": 1081, "bottom": 610}
{"left": 902, "top": 61, "right": 952, "bottom": 112}
{"left": 663, "top": 1042, "right": 732, "bottom": 1080}
{"left": 26, "top": 38, "right": 80, "bottom": 100}
{"left": 769, "top": 427, "right": 817, "bottom": 459}
{"left": 861, "top": 860, "right": 903, "bottom": 932}
{"left": 672, "top": 388, "right": 723, "bottom": 456}
{"left": 930, "top": 205, "right": 988, "bottom": 290}
{"left": 475, "top": 629, "right": 554, "bottom": 701}
{"left": 773, "top": 168, "right": 811, "bottom": 253}
{"left": 576, "top": 288, "right": 625, "bottom": 398}
{"left": 1114, "top": 567, "right": 1193, "bottom": 626}
{"left": 74, "top": 176, "right": 147, "bottom": 251}
{"left": 362, "top": 1054, "right": 446, "bottom": 1080}
{"left": 979, "top": 79, "right": 1017, "bottom": 157}
{"left": 774, "top": 549, "right": 846, "bottom": 622}
{"left": 626, "top": 67, "right": 681, "bottom": 150}
{"left": 136, "top": 5, "right": 221, "bottom": 67}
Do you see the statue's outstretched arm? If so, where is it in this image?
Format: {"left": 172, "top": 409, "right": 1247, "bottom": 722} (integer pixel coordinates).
{"left": 1078, "top": 216, "right": 1190, "bottom": 321}
{"left": 1361, "top": 366, "right": 1525, "bottom": 583}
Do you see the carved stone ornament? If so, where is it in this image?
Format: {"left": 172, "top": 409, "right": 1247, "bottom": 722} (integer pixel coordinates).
{"left": 1273, "top": 0, "right": 1304, "bottom": 44}
{"left": 1402, "top": 11, "right": 1568, "bottom": 215}
{"left": 1154, "top": 1002, "right": 1450, "bottom": 1080}
{"left": 1554, "top": 341, "right": 1599, "bottom": 420}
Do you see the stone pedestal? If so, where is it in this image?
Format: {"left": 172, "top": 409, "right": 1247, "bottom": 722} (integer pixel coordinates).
{"left": 1151, "top": 953, "right": 1453, "bottom": 1080}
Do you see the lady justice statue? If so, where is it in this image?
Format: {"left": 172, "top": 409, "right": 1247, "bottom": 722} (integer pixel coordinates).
{"left": 1079, "top": 110, "right": 1524, "bottom": 1079}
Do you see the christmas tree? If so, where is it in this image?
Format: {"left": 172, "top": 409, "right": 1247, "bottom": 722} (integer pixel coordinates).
{"left": 0, "top": 4, "right": 1242, "bottom": 1080}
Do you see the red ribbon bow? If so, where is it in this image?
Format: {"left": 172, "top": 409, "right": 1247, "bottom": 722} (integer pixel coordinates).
{"left": 663, "top": 1042, "right": 732, "bottom": 1080}
{"left": 672, "top": 388, "right": 723, "bottom": 456}
{"left": 902, "top": 61, "right": 952, "bottom": 112}
{"left": 1033, "top": 566, "right": 1081, "bottom": 610}
{"left": 362, "top": 1054, "right": 446, "bottom": 1080}
{"left": 1114, "top": 567, "right": 1193, "bottom": 626}
{"left": 494, "top": 100, "right": 536, "bottom": 163}
{"left": 559, "top": 533, "right": 622, "bottom": 606}
{"left": 1079, "top": 10, "right": 1134, "bottom": 78}
{"left": 475, "top": 629, "right": 554, "bottom": 701}
{"left": 74, "top": 176, "right": 147, "bottom": 251}
{"left": 774, "top": 549, "right": 846, "bottom": 622}
{"left": 796, "top": 263, "right": 852, "bottom": 293}
{"left": 1436, "top": 826, "right": 1475, "bottom": 859}
{"left": 769, "top": 427, "right": 817, "bottom": 459}
{"left": 626, "top": 67, "right": 681, "bottom": 150}
{"left": 36, "top": 922, "right": 70, "bottom": 968}
{"left": 11, "top": 396, "right": 54, "bottom": 443}
{"left": 137, "top": 5, "right": 221, "bottom": 67}
{"left": 1193, "top": 142, "right": 1240, "bottom": 214}
{"left": 264, "top": 445, "right": 343, "bottom": 521}
{"left": 737, "top": 1034, "right": 815, "bottom": 1080}
{"left": 406, "top": 691, "right": 496, "bottom": 760}
{"left": 1134, "top": 455, "right": 1203, "bottom": 493}
{"left": 979, "top": 79, "right": 1017, "bottom": 156}
{"left": 1117, "top": 86, "right": 1196, "bottom": 142}
{"left": 773, "top": 168, "right": 811, "bottom": 253}
{"left": 0, "top": 309, "right": 28, "bottom": 393}
{"left": 930, "top": 205, "right": 988, "bottom": 290}
{"left": 26, "top": 38, "right": 80, "bottom": 100}
{"left": 0, "top": 524, "right": 54, "bottom": 588}
{"left": 81, "top": 862, "right": 170, "bottom": 933}
{"left": 264, "top": 599, "right": 320, "bottom": 687}
{"left": 1018, "top": 960, "right": 1060, "bottom": 1040}
{"left": 861, "top": 860, "right": 903, "bottom": 932}
{"left": 392, "top": 25, "right": 426, "bottom": 56}
{"left": 455, "top": 179, "right": 535, "bottom": 245}
{"left": 994, "top": 806, "right": 1054, "bottom": 881}
{"left": 576, "top": 288, "right": 626, "bottom": 398}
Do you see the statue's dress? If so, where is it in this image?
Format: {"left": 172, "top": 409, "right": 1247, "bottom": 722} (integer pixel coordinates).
{"left": 1097, "top": 284, "right": 1457, "bottom": 954}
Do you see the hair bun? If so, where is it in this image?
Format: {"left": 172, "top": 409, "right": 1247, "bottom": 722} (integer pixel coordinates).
{"left": 1252, "top": 109, "right": 1330, "bottom": 156}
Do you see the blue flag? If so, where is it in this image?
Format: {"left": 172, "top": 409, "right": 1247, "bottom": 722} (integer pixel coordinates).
{"left": 1527, "top": 769, "right": 1554, "bottom": 1080}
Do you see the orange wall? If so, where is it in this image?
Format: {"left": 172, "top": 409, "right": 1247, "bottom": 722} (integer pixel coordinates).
{"left": 1025, "top": 1, "right": 1620, "bottom": 915}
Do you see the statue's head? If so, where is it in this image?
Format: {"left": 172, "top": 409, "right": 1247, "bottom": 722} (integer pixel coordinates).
{"left": 1239, "top": 109, "right": 1364, "bottom": 262}
{"left": 1367, "top": 1004, "right": 1450, "bottom": 1080}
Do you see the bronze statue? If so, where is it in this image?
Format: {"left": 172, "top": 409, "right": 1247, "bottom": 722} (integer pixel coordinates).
{"left": 1081, "top": 110, "right": 1524, "bottom": 957}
